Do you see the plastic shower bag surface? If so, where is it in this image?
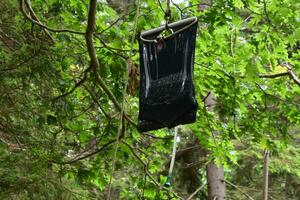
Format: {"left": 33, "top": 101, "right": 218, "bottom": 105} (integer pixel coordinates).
{"left": 137, "top": 17, "right": 198, "bottom": 132}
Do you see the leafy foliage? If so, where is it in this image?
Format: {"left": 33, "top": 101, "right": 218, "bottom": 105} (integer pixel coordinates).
{"left": 0, "top": 0, "right": 299, "bottom": 199}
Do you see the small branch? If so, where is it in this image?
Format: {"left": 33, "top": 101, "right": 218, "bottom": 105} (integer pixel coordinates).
{"left": 94, "top": 35, "right": 128, "bottom": 59}
{"left": 141, "top": 132, "right": 173, "bottom": 139}
{"left": 2, "top": 49, "right": 41, "bottom": 72}
{"left": 96, "top": 9, "right": 136, "bottom": 35}
{"left": 258, "top": 71, "right": 290, "bottom": 78}
{"left": 0, "top": 27, "right": 21, "bottom": 47}
{"left": 202, "top": 91, "right": 211, "bottom": 102}
{"left": 121, "top": 141, "right": 160, "bottom": 188}
{"left": 223, "top": 179, "right": 255, "bottom": 200}
{"left": 287, "top": 68, "right": 300, "bottom": 86}
{"left": 20, "top": 0, "right": 85, "bottom": 35}
{"left": 171, "top": 0, "right": 183, "bottom": 18}
{"left": 53, "top": 66, "right": 91, "bottom": 101}
{"left": 24, "top": 0, "right": 54, "bottom": 42}
{"left": 181, "top": 3, "right": 212, "bottom": 13}
{"left": 83, "top": 85, "right": 111, "bottom": 119}
{"left": 289, "top": 70, "right": 300, "bottom": 86}
{"left": 244, "top": 70, "right": 300, "bottom": 87}
{"left": 186, "top": 181, "right": 207, "bottom": 200}
{"left": 157, "top": 0, "right": 165, "bottom": 13}
{"left": 272, "top": 62, "right": 300, "bottom": 87}
{"left": 121, "top": 141, "right": 184, "bottom": 200}
{"left": 54, "top": 139, "right": 116, "bottom": 165}
{"left": 262, "top": 0, "right": 271, "bottom": 26}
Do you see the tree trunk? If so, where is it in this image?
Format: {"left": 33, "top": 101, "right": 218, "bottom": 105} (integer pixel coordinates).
{"left": 263, "top": 150, "right": 269, "bottom": 200}
{"left": 207, "top": 162, "right": 226, "bottom": 200}
{"left": 204, "top": 92, "right": 226, "bottom": 200}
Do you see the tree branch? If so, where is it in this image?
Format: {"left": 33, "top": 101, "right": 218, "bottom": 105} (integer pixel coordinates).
{"left": 54, "top": 139, "right": 116, "bottom": 165}
{"left": 23, "top": 0, "right": 54, "bottom": 42}
{"left": 223, "top": 179, "right": 255, "bottom": 200}
{"left": 53, "top": 66, "right": 91, "bottom": 101}
{"left": 85, "top": 0, "right": 136, "bottom": 127}
{"left": 259, "top": 63, "right": 300, "bottom": 87}
{"left": 141, "top": 132, "right": 173, "bottom": 139}
{"left": 121, "top": 141, "right": 185, "bottom": 200}
{"left": 94, "top": 35, "right": 128, "bottom": 59}
{"left": 2, "top": 48, "right": 41, "bottom": 72}
{"left": 186, "top": 181, "right": 207, "bottom": 200}
{"left": 83, "top": 85, "right": 111, "bottom": 119}
{"left": 20, "top": 0, "right": 85, "bottom": 35}
{"left": 244, "top": 70, "right": 300, "bottom": 87}
{"left": 96, "top": 9, "right": 136, "bottom": 35}
{"left": 258, "top": 71, "right": 290, "bottom": 78}
{"left": 285, "top": 65, "right": 300, "bottom": 86}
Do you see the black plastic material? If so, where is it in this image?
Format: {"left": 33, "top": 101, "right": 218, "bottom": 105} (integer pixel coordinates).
{"left": 137, "top": 19, "right": 198, "bottom": 132}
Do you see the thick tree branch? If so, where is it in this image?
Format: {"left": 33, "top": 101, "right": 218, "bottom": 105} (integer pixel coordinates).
{"left": 85, "top": 0, "right": 136, "bottom": 127}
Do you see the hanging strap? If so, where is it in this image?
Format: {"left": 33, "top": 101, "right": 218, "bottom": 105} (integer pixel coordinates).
{"left": 164, "top": 0, "right": 171, "bottom": 20}
{"left": 164, "top": 126, "right": 178, "bottom": 187}
{"left": 164, "top": 0, "right": 171, "bottom": 30}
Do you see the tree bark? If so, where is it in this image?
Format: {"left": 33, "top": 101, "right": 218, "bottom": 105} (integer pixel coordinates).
{"left": 207, "top": 162, "right": 226, "bottom": 200}
{"left": 204, "top": 92, "right": 226, "bottom": 200}
{"left": 263, "top": 150, "right": 269, "bottom": 200}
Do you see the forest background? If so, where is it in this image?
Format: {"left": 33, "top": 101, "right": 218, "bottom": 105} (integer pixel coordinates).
{"left": 0, "top": 0, "right": 299, "bottom": 199}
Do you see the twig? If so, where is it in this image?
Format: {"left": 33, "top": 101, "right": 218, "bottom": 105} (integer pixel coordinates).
{"left": 54, "top": 139, "right": 116, "bottom": 164}
{"left": 262, "top": 0, "right": 271, "bottom": 26}
{"left": 52, "top": 66, "right": 91, "bottom": 101}
{"left": 171, "top": 0, "right": 183, "bottom": 19}
{"left": 262, "top": 62, "right": 300, "bottom": 87}
{"left": 107, "top": 1, "right": 140, "bottom": 196}
{"left": 121, "top": 141, "right": 185, "bottom": 200}
{"left": 83, "top": 85, "right": 111, "bottom": 119}
{"left": 96, "top": 9, "right": 136, "bottom": 35}
{"left": 285, "top": 64, "right": 300, "bottom": 86}
{"left": 121, "top": 141, "right": 160, "bottom": 188}
{"left": 2, "top": 49, "right": 41, "bottom": 72}
{"left": 223, "top": 179, "right": 255, "bottom": 200}
{"left": 23, "top": 0, "right": 54, "bottom": 43}
{"left": 141, "top": 132, "right": 173, "bottom": 139}
{"left": 186, "top": 181, "right": 207, "bottom": 200}
{"left": 258, "top": 72, "right": 290, "bottom": 78}
{"left": 20, "top": 0, "right": 85, "bottom": 35}
{"left": 94, "top": 35, "right": 128, "bottom": 59}
{"left": 181, "top": 3, "right": 212, "bottom": 13}
{"left": 157, "top": 0, "right": 165, "bottom": 13}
